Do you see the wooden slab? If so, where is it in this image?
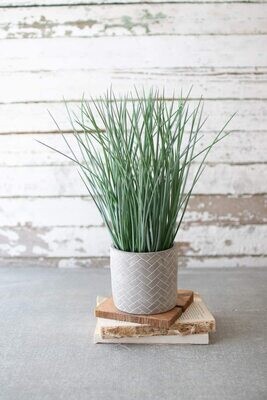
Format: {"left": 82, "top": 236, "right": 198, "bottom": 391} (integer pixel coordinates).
{"left": 177, "top": 289, "right": 194, "bottom": 311}
{"left": 94, "top": 290, "right": 193, "bottom": 329}
{"left": 97, "top": 293, "right": 216, "bottom": 339}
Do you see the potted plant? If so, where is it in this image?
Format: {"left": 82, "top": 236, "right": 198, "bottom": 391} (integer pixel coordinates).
{"left": 42, "top": 89, "right": 233, "bottom": 315}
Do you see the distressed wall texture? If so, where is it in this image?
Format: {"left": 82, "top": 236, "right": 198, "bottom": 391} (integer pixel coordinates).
{"left": 0, "top": 0, "right": 266, "bottom": 268}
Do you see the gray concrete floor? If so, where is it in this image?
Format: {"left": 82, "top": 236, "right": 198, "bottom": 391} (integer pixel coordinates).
{"left": 0, "top": 267, "right": 266, "bottom": 400}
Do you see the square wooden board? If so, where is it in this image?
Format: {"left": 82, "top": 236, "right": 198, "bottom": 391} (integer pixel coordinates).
{"left": 94, "top": 289, "right": 193, "bottom": 329}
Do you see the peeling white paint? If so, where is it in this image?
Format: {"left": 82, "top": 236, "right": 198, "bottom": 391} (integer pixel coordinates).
{"left": 2, "top": 4, "right": 267, "bottom": 40}
{"left": 0, "top": 164, "right": 265, "bottom": 197}
{"left": 0, "top": 0, "right": 266, "bottom": 267}
{"left": 0, "top": 228, "right": 19, "bottom": 241}
{"left": 0, "top": 225, "right": 266, "bottom": 258}
{"left": 2, "top": 69, "right": 267, "bottom": 104}
{"left": 1, "top": 132, "right": 266, "bottom": 166}
{"left": 2, "top": 36, "right": 267, "bottom": 73}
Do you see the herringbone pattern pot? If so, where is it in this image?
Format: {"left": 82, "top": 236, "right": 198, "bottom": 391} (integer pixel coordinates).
{"left": 110, "top": 245, "right": 178, "bottom": 315}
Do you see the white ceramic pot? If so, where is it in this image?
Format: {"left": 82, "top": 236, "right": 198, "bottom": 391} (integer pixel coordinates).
{"left": 110, "top": 245, "right": 178, "bottom": 315}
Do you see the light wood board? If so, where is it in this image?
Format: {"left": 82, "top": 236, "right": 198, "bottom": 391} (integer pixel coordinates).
{"left": 96, "top": 293, "right": 215, "bottom": 339}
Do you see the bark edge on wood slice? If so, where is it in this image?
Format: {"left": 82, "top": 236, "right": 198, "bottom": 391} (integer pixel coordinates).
{"left": 94, "top": 289, "right": 193, "bottom": 329}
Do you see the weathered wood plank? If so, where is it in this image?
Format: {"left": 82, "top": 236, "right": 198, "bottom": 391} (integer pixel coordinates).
{"left": 2, "top": 36, "right": 267, "bottom": 72}
{"left": 0, "top": 164, "right": 265, "bottom": 196}
{"left": 0, "top": 2, "right": 266, "bottom": 269}
{"left": 2, "top": 3, "right": 267, "bottom": 39}
{"left": 0, "top": 225, "right": 265, "bottom": 258}
{"left": 0, "top": 197, "right": 103, "bottom": 227}
{"left": 0, "top": 255, "right": 265, "bottom": 269}
{"left": 179, "top": 256, "right": 267, "bottom": 268}
{"left": 0, "top": 100, "right": 266, "bottom": 133}
{"left": 2, "top": 69, "right": 267, "bottom": 103}
{"left": 186, "top": 195, "right": 267, "bottom": 226}
{"left": 1, "top": 132, "right": 266, "bottom": 166}
{"left": 3, "top": 1, "right": 267, "bottom": 7}
{"left": 0, "top": 195, "right": 265, "bottom": 227}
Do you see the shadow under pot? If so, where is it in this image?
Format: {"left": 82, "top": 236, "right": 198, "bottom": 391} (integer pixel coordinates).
{"left": 110, "top": 245, "right": 178, "bottom": 315}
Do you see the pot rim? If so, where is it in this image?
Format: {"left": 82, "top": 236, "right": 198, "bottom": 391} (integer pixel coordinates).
{"left": 110, "top": 243, "right": 177, "bottom": 256}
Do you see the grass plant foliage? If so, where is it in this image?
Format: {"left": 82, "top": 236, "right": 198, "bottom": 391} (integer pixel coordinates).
{"left": 42, "top": 89, "right": 234, "bottom": 253}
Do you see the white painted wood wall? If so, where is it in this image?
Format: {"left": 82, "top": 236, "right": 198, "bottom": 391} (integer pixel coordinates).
{"left": 0, "top": 0, "right": 266, "bottom": 268}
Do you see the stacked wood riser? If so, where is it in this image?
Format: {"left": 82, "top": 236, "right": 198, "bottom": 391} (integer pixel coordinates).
{"left": 0, "top": 0, "right": 266, "bottom": 268}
